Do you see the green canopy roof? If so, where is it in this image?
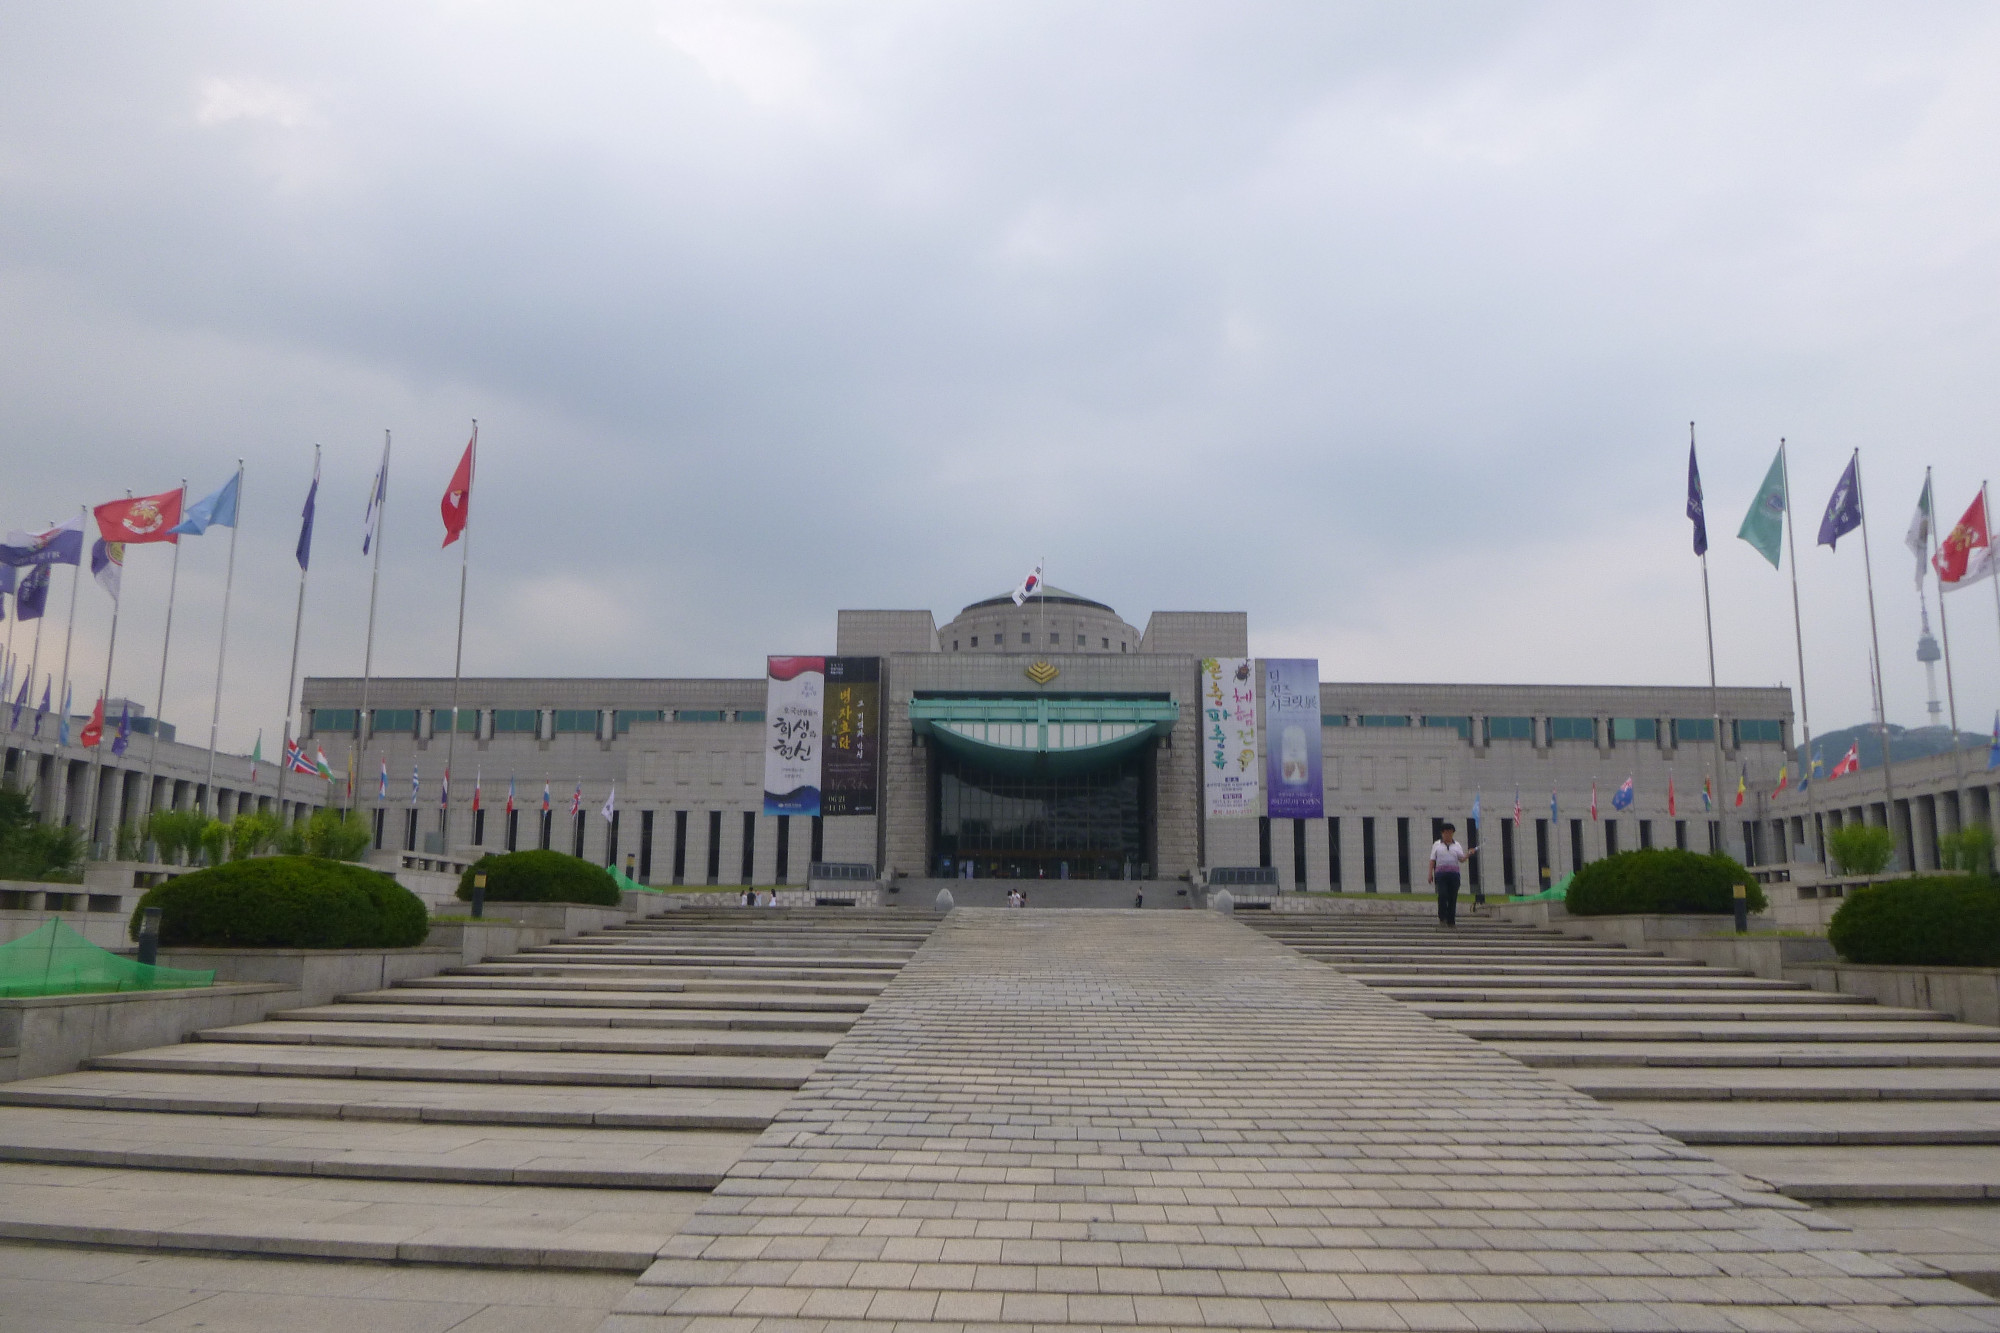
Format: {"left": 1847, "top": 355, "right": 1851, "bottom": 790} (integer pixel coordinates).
{"left": 910, "top": 696, "right": 1179, "bottom": 776}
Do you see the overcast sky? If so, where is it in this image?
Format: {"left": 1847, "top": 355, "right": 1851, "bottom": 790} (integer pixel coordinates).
{"left": 4, "top": 2, "right": 1999, "bottom": 758}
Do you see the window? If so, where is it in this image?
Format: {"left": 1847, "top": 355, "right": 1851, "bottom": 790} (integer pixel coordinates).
{"left": 1486, "top": 716, "right": 1534, "bottom": 741}
{"left": 1639, "top": 819, "right": 1653, "bottom": 849}
{"left": 1328, "top": 817, "right": 1341, "bottom": 887}
{"left": 615, "top": 709, "right": 665, "bottom": 733}
{"left": 372, "top": 709, "right": 418, "bottom": 737}
{"left": 1673, "top": 718, "right": 1715, "bottom": 743}
{"left": 1051, "top": 632, "right": 1061, "bottom": 644}
{"left": 953, "top": 640, "right": 959, "bottom": 651}
{"left": 1500, "top": 818, "right": 1516, "bottom": 890}
{"left": 453, "top": 708, "right": 479, "bottom": 733}
{"left": 1610, "top": 717, "right": 1657, "bottom": 743}
{"left": 1362, "top": 817, "right": 1377, "bottom": 891}
{"left": 1360, "top": 715, "right": 1410, "bottom": 728}
{"left": 1293, "top": 819, "right": 1307, "bottom": 888}
{"left": 1570, "top": 818, "right": 1585, "bottom": 869}
{"left": 553, "top": 709, "right": 598, "bottom": 735}
{"left": 775, "top": 815, "right": 789, "bottom": 883}
{"left": 311, "top": 708, "right": 357, "bottom": 736}
{"left": 1258, "top": 816, "right": 1272, "bottom": 868}
{"left": 1548, "top": 717, "right": 1596, "bottom": 742}
{"left": 506, "top": 807, "right": 519, "bottom": 851}
{"left": 741, "top": 811, "right": 756, "bottom": 883}
{"left": 1321, "top": 714, "right": 1348, "bottom": 727}
{"left": 737, "top": 710, "right": 764, "bottom": 723}
{"left": 1422, "top": 715, "right": 1471, "bottom": 740}
{"left": 1396, "top": 816, "right": 1411, "bottom": 890}
{"left": 1736, "top": 719, "right": 1784, "bottom": 745}
{"left": 639, "top": 809, "right": 655, "bottom": 882}
{"left": 1075, "top": 634, "right": 1084, "bottom": 646}
{"left": 1020, "top": 632, "right": 1030, "bottom": 645}
{"left": 672, "top": 809, "right": 688, "bottom": 884}
{"left": 1102, "top": 638, "right": 1109, "bottom": 649}
{"left": 706, "top": 810, "right": 722, "bottom": 884}
{"left": 1605, "top": 819, "right": 1619, "bottom": 856}
{"left": 473, "top": 808, "right": 485, "bottom": 845}
{"left": 676, "top": 710, "right": 724, "bottom": 723}
{"left": 1120, "top": 642, "right": 1127, "bottom": 652}
{"left": 492, "top": 709, "right": 539, "bottom": 735}
{"left": 970, "top": 636, "right": 978, "bottom": 647}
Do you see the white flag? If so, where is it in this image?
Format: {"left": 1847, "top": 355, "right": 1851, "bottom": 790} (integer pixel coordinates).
{"left": 1010, "top": 561, "right": 1044, "bottom": 607}
{"left": 1907, "top": 475, "right": 1934, "bottom": 590}
{"left": 363, "top": 434, "right": 389, "bottom": 555}
{"left": 601, "top": 782, "right": 616, "bottom": 822}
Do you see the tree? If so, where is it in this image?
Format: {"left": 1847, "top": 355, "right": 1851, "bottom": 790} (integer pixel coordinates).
{"left": 0, "top": 789, "right": 86, "bottom": 882}
{"left": 275, "top": 808, "right": 371, "bottom": 862}
{"left": 1829, "top": 823, "right": 1895, "bottom": 877}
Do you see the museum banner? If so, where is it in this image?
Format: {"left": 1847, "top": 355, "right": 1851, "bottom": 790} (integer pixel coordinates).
{"left": 820, "top": 656, "right": 880, "bottom": 817}
{"left": 762, "top": 656, "right": 825, "bottom": 817}
{"left": 1263, "top": 657, "right": 1324, "bottom": 819}
{"left": 1200, "top": 656, "right": 1259, "bottom": 818}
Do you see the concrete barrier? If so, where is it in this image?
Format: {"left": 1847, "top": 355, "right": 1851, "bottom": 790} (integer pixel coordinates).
{"left": 0, "top": 982, "right": 294, "bottom": 1082}
{"left": 1789, "top": 961, "right": 2000, "bottom": 1027}
{"left": 154, "top": 945, "right": 462, "bottom": 1009}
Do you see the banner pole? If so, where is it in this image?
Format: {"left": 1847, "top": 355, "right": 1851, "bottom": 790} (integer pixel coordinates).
{"left": 1778, "top": 442, "right": 1821, "bottom": 865}
{"left": 1852, "top": 450, "right": 1903, "bottom": 866}
{"left": 85, "top": 570, "right": 123, "bottom": 851}
{"left": 274, "top": 448, "right": 317, "bottom": 827}
{"left": 142, "top": 481, "right": 187, "bottom": 824}
{"left": 201, "top": 462, "right": 244, "bottom": 818}
{"left": 56, "top": 505, "right": 84, "bottom": 754}
{"left": 1926, "top": 467, "right": 1968, "bottom": 844}
{"left": 1985, "top": 482, "right": 2000, "bottom": 665}
{"left": 359, "top": 429, "right": 390, "bottom": 831}
{"left": 442, "top": 421, "right": 475, "bottom": 850}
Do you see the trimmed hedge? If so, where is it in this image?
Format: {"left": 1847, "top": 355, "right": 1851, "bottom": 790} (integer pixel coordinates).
{"left": 129, "top": 856, "right": 428, "bottom": 949}
{"left": 1828, "top": 875, "right": 2000, "bottom": 967}
{"left": 1565, "top": 847, "right": 1765, "bottom": 916}
{"left": 456, "top": 849, "right": 621, "bottom": 906}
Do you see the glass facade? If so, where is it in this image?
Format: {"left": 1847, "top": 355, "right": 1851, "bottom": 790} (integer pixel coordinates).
{"left": 553, "top": 709, "right": 599, "bottom": 734}
{"left": 932, "top": 747, "right": 1150, "bottom": 880}
{"left": 1736, "top": 719, "right": 1783, "bottom": 745}
{"left": 1486, "top": 716, "right": 1533, "bottom": 741}
{"left": 1610, "top": 717, "right": 1657, "bottom": 742}
{"left": 1548, "top": 717, "right": 1595, "bottom": 742}
{"left": 1422, "top": 715, "right": 1471, "bottom": 740}
{"left": 1673, "top": 718, "right": 1715, "bottom": 743}
{"left": 492, "top": 709, "right": 539, "bottom": 734}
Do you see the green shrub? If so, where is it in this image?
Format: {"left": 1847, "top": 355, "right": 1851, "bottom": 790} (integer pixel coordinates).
{"left": 146, "top": 809, "right": 207, "bottom": 865}
{"left": 0, "top": 788, "right": 85, "bottom": 883}
{"left": 226, "top": 811, "right": 280, "bottom": 860}
{"left": 1565, "top": 847, "right": 1765, "bottom": 916}
{"left": 1828, "top": 875, "right": 2000, "bottom": 966}
{"left": 198, "top": 818, "right": 229, "bottom": 866}
{"left": 273, "top": 808, "right": 371, "bottom": 862}
{"left": 457, "top": 849, "right": 620, "bottom": 906}
{"left": 129, "top": 856, "right": 427, "bottom": 949}
{"left": 1830, "top": 823, "right": 1895, "bottom": 876}
{"left": 1940, "top": 825, "right": 1996, "bottom": 875}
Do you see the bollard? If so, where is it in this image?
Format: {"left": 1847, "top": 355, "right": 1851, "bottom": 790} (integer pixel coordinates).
{"left": 136, "top": 906, "right": 162, "bottom": 967}
{"left": 472, "top": 872, "right": 487, "bottom": 920}
{"left": 935, "top": 888, "right": 955, "bottom": 913}
{"left": 1213, "top": 889, "right": 1234, "bottom": 914}
{"left": 1733, "top": 882, "right": 1748, "bottom": 934}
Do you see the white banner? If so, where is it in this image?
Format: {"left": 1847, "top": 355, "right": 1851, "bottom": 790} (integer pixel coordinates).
{"left": 762, "top": 656, "right": 825, "bottom": 816}
{"left": 1200, "top": 656, "right": 1260, "bottom": 818}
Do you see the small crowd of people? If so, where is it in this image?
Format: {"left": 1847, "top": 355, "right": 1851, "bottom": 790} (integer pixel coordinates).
{"left": 739, "top": 889, "right": 781, "bottom": 907}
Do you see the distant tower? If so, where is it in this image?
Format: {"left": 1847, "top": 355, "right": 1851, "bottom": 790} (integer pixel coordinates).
{"left": 1918, "top": 597, "right": 1944, "bottom": 722}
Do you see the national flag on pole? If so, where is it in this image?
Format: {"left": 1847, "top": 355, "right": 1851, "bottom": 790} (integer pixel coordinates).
{"left": 94, "top": 491, "right": 183, "bottom": 545}
{"left": 284, "top": 739, "right": 317, "bottom": 775}
{"left": 1935, "top": 491, "right": 1996, "bottom": 592}
{"left": 441, "top": 426, "right": 476, "bottom": 547}
{"left": 411, "top": 762, "right": 420, "bottom": 804}
{"left": 506, "top": 776, "right": 516, "bottom": 814}
{"left": 56, "top": 682, "right": 71, "bottom": 746}
{"left": 440, "top": 766, "right": 450, "bottom": 811}
{"left": 1589, "top": 779, "right": 1598, "bottom": 821}
{"left": 80, "top": 695, "right": 104, "bottom": 748}
{"left": 364, "top": 436, "right": 389, "bottom": 555}
{"left": 1550, "top": 790, "right": 1559, "bottom": 824}
{"left": 314, "top": 745, "right": 334, "bottom": 781}
{"left": 1702, "top": 776, "right": 1713, "bottom": 812}
{"left": 1831, "top": 743, "right": 1861, "bottom": 778}
{"left": 602, "top": 783, "right": 616, "bottom": 822}
{"left": 1513, "top": 788, "right": 1522, "bottom": 828}
{"left": 345, "top": 750, "right": 354, "bottom": 805}
{"left": 111, "top": 702, "right": 129, "bottom": 755}
{"left": 541, "top": 781, "right": 552, "bottom": 814}
{"left": 1734, "top": 765, "right": 1748, "bottom": 807}
{"left": 569, "top": 781, "right": 582, "bottom": 816}
{"left": 472, "top": 771, "right": 481, "bottom": 813}
{"left": 1737, "top": 446, "right": 1787, "bottom": 569}
{"left": 14, "top": 566, "right": 50, "bottom": 620}
{"left": 168, "top": 471, "right": 241, "bottom": 536}
{"left": 0, "top": 516, "right": 85, "bottom": 568}
{"left": 1818, "top": 452, "right": 1863, "bottom": 550}
{"left": 1667, "top": 776, "right": 1677, "bottom": 817}
{"left": 1010, "top": 560, "right": 1044, "bottom": 606}
{"left": 1470, "top": 791, "right": 1481, "bottom": 826}
{"left": 1612, "top": 776, "right": 1634, "bottom": 812}
{"left": 296, "top": 456, "right": 320, "bottom": 570}
{"left": 9, "top": 675, "right": 25, "bottom": 729}
{"left": 378, "top": 758, "right": 387, "bottom": 799}
{"left": 32, "top": 679, "right": 49, "bottom": 738}
{"left": 1686, "top": 441, "right": 1709, "bottom": 556}
{"left": 1990, "top": 715, "right": 2000, "bottom": 771}
{"left": 90, "top": 539, "right": 124, "bottom": 601}
{"left": 1772, "top": 764, "right": 1789, "bottom": 798}
{"left": 1907, "top": 474, "right": 1936, "bottom": 589}
{"left": 250, "top": 731, "right": 262, "bottom": 782}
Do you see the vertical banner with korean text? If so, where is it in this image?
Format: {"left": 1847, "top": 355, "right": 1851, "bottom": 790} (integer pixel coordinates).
{"left": 1200, "top": 657, "right": 1259, "bottom": 817}
{"left": 1263, "top": 658, "right": 1324, "bottom": 819}
{"left": 763, "top": 657, "right": 825, "bottom": 816}
{"left": 820, "top": 656, "right": 880, "bottom": 816}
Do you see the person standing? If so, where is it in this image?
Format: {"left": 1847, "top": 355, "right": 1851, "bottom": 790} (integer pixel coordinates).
{"left": 1428, "top": 823, "right": 1476, "bottom": 927}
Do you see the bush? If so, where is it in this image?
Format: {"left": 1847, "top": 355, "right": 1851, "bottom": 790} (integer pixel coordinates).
{"left": 129, "top": 856, "right": 427, "bottom": 949}
{"left": 273, "top": 808, "right": 371, "bottom": 862}
{"left": 1941, "top": 825, "right": 1995, "bottom": 875}
{"left": 0, "top": 789, "right": 85, "bottom": 883}
{"left": 1830, "top": 823, "right": 1896, "bottom": 876}
{"left": 1565, "top": 847, "right": 1765, "bottom": 916}
{"left": 457, "top": 849, "right": 621, "bottom": 906}
{"left": 146, "top": 809, "right": 207, "bottom": 865}
{"left": 1828, "top": 875, "right": 2000, "bottom": 966}
{"left": 226, "top": 811, "right": 280, "bottom": 860}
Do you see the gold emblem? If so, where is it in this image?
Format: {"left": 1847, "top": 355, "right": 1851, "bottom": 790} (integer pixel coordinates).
{"left": 1025, "top": 660, "right": 1059, "bottom": 686}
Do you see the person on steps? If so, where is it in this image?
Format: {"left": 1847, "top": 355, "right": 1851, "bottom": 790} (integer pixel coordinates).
{"left": 1428, "top": 823, "right": 1476, "bottom": 927}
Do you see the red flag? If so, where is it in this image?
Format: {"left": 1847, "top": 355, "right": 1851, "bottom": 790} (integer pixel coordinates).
{"left": 79, "top": 696, "right": 105, "bottom": 748}
{"left": 472, "top": 771, "right": 482, "bottom": 812}
{"left": 94, "top": 490, "right": 183, "bottom": 544}
{"left": 1934, "top": 491, "right": 1995, "bottom": 589}
{"left": 441, "top": 425, "right": 476, "bottom": 547}
{"left": 1830, "top": 743, "right": 1860, "bottom": 778}
{"left": 1589, "top": 779, "right": 1598, "bottom": 821}
{"left": 1667, "top": 777, "right": 1676, "bottom": 817}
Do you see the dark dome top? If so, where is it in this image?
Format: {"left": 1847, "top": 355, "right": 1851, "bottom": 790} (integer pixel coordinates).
{"left": 960, "top": 585, "right": 1117, "bottom": 616}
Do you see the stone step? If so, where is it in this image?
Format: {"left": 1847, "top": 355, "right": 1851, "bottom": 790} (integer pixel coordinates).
{"left": 0, "top": 1070, "right": 788, "bottom": 1128}
{"left": 1496, "top": 1040, "right": 2000, "bottom": 1068}
{"left": 1328, "top": 962, "right": 1725, "bottom": 976}
{"left": 1711, "top": 1144, "right": 2000, "bottom": 1202}
{"left": 465, "top": 961, "right": 896, "bottom": 982}
{"left": 399, "top": 976, "right": 873, "bottom": 1009}
{"left": 1552, "top": 1065, "right": 2000, "bottom": 1101}
{"left": 263, "top": 1005, "right": 841, "bottom": 1049}
{"left": 195, "top": 1021, "right": 824, "bottom": 1072}
{"left": 332, "top": 992, "right": 855, "bottom": 1027}
{"left": 1615, "top": 1099, "right": 2000, "bottom": 1145}
{"left": 0, "top": 1105, "right": 757, "bottom": 1188}
{"left": 520, "top": 946, "right": 904, "bottom": 965}
{"left": 0, "top": 1160, "right": 695, "bottom": 1270}
{"left": 1451, "top": 1019, "right": 2000, "bottom": 1042}
{"left": 1817, "top": 1203, "right": 2000, "bottom": 1296}
{"left": 454, "top": 963, "right": 886, "bottom": 993}
{"left": 1376, "top": 986, "right": 1845, "bottom": 1004}
{"left": 79, "top": 1040, "right": 812, "bottom": 1089}
{"left": 1346, "top": 973, "right": 1793, "bottom": 989}
{"left": 1412, "top": 1001, "right": 1934, "bottom": 1022}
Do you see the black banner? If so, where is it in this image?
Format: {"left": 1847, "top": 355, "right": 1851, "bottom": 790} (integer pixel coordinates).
{"left": 820, "top": 656, "right": 879, "bottom": 816}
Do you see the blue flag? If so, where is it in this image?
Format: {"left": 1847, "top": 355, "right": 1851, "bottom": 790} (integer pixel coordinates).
{"left": 296, "top": 459, "right": 320, "bottom": 571}
{"left": 57, "top": 682, "right": 71, "bottom": 746}
{"left": 0, "top": 516, "right": 84, "bottom": 569}
{"left": 1819, "top": 452, "right": 1863, "bottom": 549}
{"left": 1989, "top": 713, "right": 2000, "bottom": 772}
{"left": 1612, "top": 776, "right": 1634, "bottom": 811}
{"left": 112, "top": 702, "right": 129, "bottom": 756}
{"left": 1470, "top": 791, "right": 1481, "bottom": 826}
{"left": 31, "top": 679, "right": 48, "bottom": 738}
{"left": 9, "top": 676, "right": 25, "bottom": 728}
{"left": 1686, "top": 440, "right": 1708, "bottom": 556}
{"left": 14, "top": 565, "right": 50, "bottom": 620}
{"left": 1550, "top": 789, "right": 1559, "bottom": 824}
{"left": 169, "top": 470, "right": 241, "bottom": 536}
{"left": 0, "top": 563, "right": 14, "bottom": 598}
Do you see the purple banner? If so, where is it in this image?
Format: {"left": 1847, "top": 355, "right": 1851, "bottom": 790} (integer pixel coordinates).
{"left": 1263, "top": 658, "right": 1323, "bottom": 819}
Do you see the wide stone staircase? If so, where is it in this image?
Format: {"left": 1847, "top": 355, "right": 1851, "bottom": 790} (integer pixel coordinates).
{"left": 1249, "top": 912, "right": 2000, "bottom": 1295}
{"left": 0, "top": 907, "right": 934, "bottom": 1276}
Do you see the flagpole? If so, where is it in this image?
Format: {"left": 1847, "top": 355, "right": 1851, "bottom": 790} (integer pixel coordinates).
{"left": 84, "top": 571, "right": 124, "bottom": 852}
{"left": 1778, "top": 442, "right": 1822, "bottom": 866}
{"left": 1985, "top": 482, "right": 2000, "bottom": 666}
{"left": 200, "top": 462, "right": 244, "bottom": 819}
{"left": 24, "top": 566, "right": 47, "bottom": 748}
{"left": 1851, "top": 450, "right": 1903, "bottom": 866}
{"left": 1925, "top": 467, "right": 1968, "bottom": 846}
{"left": 359, "top": 429, "right": 390, "bottom": 829}
{"left": 142, "top": 482, "right": 187, "bottom": 823}
{"left": 274, "top": 448, "right": 317, "bottom": 827}
{"left": 1693, "top": 425, "right": 1727, "bottom": 861}
{"left": 56, "top": 506, "right": 84, "bottom": 753}
{"left": 442, "top": 420, "right": 475, "bottom": 849}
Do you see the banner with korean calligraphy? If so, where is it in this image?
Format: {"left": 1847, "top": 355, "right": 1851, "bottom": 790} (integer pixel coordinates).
{"left": 1263, "top": 658, "right": 1324, "bottom": 819}
{"left": 762, "top": 657, "right": 824, "bottom": 816}
{"left": 820, "top": 656, "right": 879, "bottom": 816}
{"left": 1200, "top": 657, "right": 1259, "bottom": 817}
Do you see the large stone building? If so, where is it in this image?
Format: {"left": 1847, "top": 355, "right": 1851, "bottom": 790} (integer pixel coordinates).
{"left": 301, "top": 587, "right": 1801, "bottom": 893}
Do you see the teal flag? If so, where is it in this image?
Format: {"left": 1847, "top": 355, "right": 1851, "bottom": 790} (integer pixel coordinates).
{"left": 1737, "top": 446, "right": 1787, "bottom": 569}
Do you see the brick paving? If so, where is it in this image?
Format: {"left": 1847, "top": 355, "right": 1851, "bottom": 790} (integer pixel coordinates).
{"left": 608, "top": 909, "right": 2000, "bottom": 1332}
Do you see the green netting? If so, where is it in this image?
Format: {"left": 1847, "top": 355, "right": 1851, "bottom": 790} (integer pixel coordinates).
{"left": 607, "top": 865, "right": 660, "bottom": 893}
{"left": 0, "top": 919, "right": 216, "bottom": 997}
{"left": 1513, "top": 873, "right": 1573, "bottom": 904}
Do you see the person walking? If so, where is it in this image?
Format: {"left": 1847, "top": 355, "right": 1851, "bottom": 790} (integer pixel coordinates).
{"left": 1428, "top": 822, "right": 1476, "bottom": 927}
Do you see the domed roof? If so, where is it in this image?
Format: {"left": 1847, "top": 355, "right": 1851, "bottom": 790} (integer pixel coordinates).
{"left": 959, "top": 585, "right": 1117, "bottom": 616}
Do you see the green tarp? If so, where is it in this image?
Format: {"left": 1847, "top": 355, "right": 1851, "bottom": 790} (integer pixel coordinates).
{"left": 607, "top": 866, "right": 657, "bottom": 893}
{"left": 1513, "top": 873, "right": 1573, "bottom": 904}
{"left": 0, "top": 919, "right": 216, "bottom": 997}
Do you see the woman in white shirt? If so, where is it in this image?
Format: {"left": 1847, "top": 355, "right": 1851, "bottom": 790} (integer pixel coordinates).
{"left": 1428, "top": 823, "right": 1477, "bottom": 927}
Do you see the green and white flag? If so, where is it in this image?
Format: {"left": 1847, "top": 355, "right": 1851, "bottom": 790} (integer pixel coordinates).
{"left": 1906, "top": 472, "right": 1934, "bottom": 589}
{"left": 1736, "top": 446, "right": 1787, "bottom": 569}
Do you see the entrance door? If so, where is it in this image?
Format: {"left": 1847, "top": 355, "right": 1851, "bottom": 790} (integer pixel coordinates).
{"left": 931, "top": 746, "right": 1151, "bottom": 879}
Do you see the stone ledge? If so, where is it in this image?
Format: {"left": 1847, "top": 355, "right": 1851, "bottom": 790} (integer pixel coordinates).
{"left": 0, "top": 983, "right": 296, "bottom": 1083}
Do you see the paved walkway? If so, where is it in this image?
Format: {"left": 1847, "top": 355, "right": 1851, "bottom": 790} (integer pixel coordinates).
{"left": 608, "top": 909, "right": 2000, "bottom": 1331}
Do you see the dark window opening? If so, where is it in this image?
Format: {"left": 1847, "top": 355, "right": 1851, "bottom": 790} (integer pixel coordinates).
{"left": 1501, "top": 818, "right": 1516, "bottom": 890}
{"left": 706, "top": 810, "right": 722, "bottom": 884}
{"left": 639, "top": 809, "right": 654, "bottom": 882}
{"left": 538, "top": 809, "right": 552, "bottom": 851}
{"left": 473, "top": 808, "right": 485, "bottom": 846}
{"left": 1362, "top": 817, "right": 1377, "bottom": 892}
{"left": 1327, "top": 817, "right": 1341, "bottom": 888}
{"left": 1292, "top": 818, "right": 1307, "bottom": 889}
{"left": 403, "top": 808, "right": 417, "bottom": 852}
{"left": 810, "top": 814, "right": 824, "bottom": 864}
{"left": 1570, "top": 818, "right": 1585, "bottom": 870}
{"left": 672, "top": 810, "right": 688, "bottom": 884}
{"left": 1639, "top": 819, "right": 1653, "bottom": 849}
{"left": 372, "top": 808, "right": 385, "bottom": 850}
{"left": 1605, "top": 819, "right": 1619, "bottom": 857}
{"left": 1535, "top": 818, "right": 1550, "bottom": 886}
{"left": 572, "top": 810, "right": 585, "bottom": 859}
{"left": 741, "top": 811, "right": 756, "bottom": 884}
{"left": 1258, "top": 817, "right": 1272, "bottom": 869}
{"left": 1396, "top": 816, "right": 1411, "bottom": 891}
{"left": 776, "top": 815, "right": 790, "bottom": 882}
{"left": 606, "top": 810, "right": 620, "bottom": 868}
